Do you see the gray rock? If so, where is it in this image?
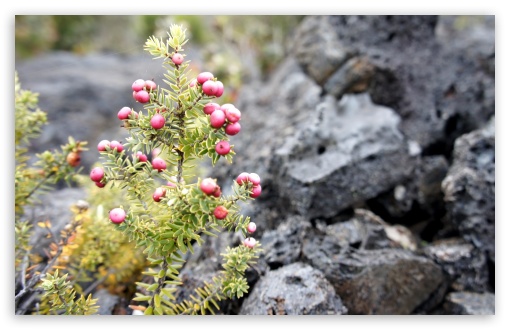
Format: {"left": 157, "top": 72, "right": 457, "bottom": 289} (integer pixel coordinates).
{"left": 271, "top": 93, "right": 416, "bottom": 218}
{"left": 292, "top": 16, "right": 355, "bottom": 85}
{"left": 239, "top": 262, "right": 347, "bottom": 315}
{"left": 440, "top": 291, "right": 495, "bottom": 315}
{"left": 422, "top": 238, "right": 490, "bottom": 292}
{"left": 442, "top": 118, "right": 495, "bottom": 262}
{"left": 260, "top": 217, "right": 310, "bottom": 269}
{"left": 324, "top": 56, "right": 376, "bottom": 98}
{"left": 93, "top": 288, "right": 119, "bottom": 315}
{"left": 321, "top": 15, "right": 495, "bottom": 150}
{"left": 318, "top": 209, "right": 394, "bottom": 250}
{"left": 365, "top": 155, "right": 449, "bottom": 236}
{"left": 330, "top": 15, "right": 438, "bottom": 51}
{"left": 302, "top": 240, "right": 444, "bottom": 314}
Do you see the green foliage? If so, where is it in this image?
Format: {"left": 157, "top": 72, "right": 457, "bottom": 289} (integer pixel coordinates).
{"left": 38, "top": 270, "right": 99, "bottom": 315}
{"left": 14, "top": 72, "right": 103, "bottom": 314}
{"left": 15, "top": 71, "right": 88, "bottom": 215}
{"left": 94, "top": 24, "right": 262, "bottom": 315}
{"left": 55, "top": 197, "right": 147, "bottom": 294}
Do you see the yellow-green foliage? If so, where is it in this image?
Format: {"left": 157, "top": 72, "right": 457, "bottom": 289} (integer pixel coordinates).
{"left": 38, "top": 270, "right": 99, "bottom": 315}
{"left": 56, "top": 195, "right": 148, "bottom": 294}
{"left": 15, "top": 71, "right": 103, "bottom": 315}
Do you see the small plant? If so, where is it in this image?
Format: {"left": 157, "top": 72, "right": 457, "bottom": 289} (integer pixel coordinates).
{"left": 14, "top": 71, "right": 100, "bottom": 315}
{"left": 90, "top": 24, "right": 262, "bottom": 315}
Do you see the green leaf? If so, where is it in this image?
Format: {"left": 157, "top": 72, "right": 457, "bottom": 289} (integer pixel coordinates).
{"left": 154, "top": 294, "right": 161, "bottom": 308}
{"left": 147, "top": 283, "right": 159, "bottom": 291}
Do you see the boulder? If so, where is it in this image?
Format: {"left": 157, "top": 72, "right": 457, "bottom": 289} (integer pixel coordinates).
{"left": 239, "top": 262, "right": 347, "bottom": 315}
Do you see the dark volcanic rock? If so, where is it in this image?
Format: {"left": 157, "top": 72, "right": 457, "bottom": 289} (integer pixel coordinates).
{"left": 271, "top": 93, "right": 417, "bottom": 219}
{"left": 302, "top": 239, "right": 444, "bottom": 314}
{"left": 259, "top": 216, "right": 310, "bottom": 269}
{"left": 292, "top": 16, "right": 355, "bottom": 85}
{"left": 294, "top": 15, "right": 495, "bottom": 151}
{"left": 422, "top": 238, "right": 490, "bottom": 293}
{"left": 441, "top": 118, "right": 495, "bottom": 263}
{"left": 440, "top": 291, "right": 495, "bottom": 315}
{"left": 367, "top": 155, "right": 449, "bottom": 223}
{"left": 239, "top": 262, "right": 347, "bottom": 315}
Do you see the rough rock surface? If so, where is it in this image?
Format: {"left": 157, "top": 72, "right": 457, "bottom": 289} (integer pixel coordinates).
{"left": 259, "top": 216, "right": 310, "bottom": 269}
{"left": 442, "top": 118, "right": 495, "bottom": 263}
{"left": 439, "top": 291, "right": 495, "bottom": 315}
{"left": 271, "top": 93, "right": 416, "bottom": 218}
{"left": 239, "top": 262, "right": 347, "bottom": 315}
{"left": 422, "top": 238, "right": 490, "bottom": 293}
{"left": 302, "top": 240, "right": 444, "bottom": 314}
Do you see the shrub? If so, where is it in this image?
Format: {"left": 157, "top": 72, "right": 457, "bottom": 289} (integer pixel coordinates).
{"left": 90, "top": 24, "right": 262, "bottom": 315}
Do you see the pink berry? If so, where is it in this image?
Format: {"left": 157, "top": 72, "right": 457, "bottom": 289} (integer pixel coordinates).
{"left": 213, "top": 205, "right": 228, "bottom": 220}
{"left": 225, "top": 106, "right": 241, "bottom": 123}
{"left": 97, "top": 140, "right": 110, "bottom": 152}
{"left": 135, "top": 151, "right": 148, "bottom": 162}
{"left": 95, "top": 182, "right": 106, "bottom": 188}
{"left": 189, "top": 79, "right": 197, "bottom": 88}
{"left": 200, "top": 178, "right": 217, "bottom": 195}
{"left": 90, "top": 167, "right": 104, "bottom": 182}
{"left": 248, "top": 173, "right": 261, "bottom": 186}
{"left": 215, "top": 81, "right": 224, "bottom": 97}
{"left": 166, "top": 181, "right": 176, "bottom": 188}
{"left": 225, "top": 122, "right": 241, "bottom": 136}
{"left": 197, "top": 72, "right": 214, "bottom": 85}
{"left": 210, "top": 110, "right": 226, "bottom": 128}
{"left": 236, "top": 172, "right": 250, "bottom": 185}
{"left": 202, "top": 80, "right": 218, "bottom": 96}
{"left": 109, "top": 208, "right": 126, "bottom": 224}
{"left": 117, "top": 107, "right": 132, "bottom": 120}
{"left": 203, "top": 102, "right": 220, "bottom": 115}
{"left": 215, "top": 141, "right": 231, "bottom": 156}
{"left": 152, "top": 157, "right": 167, "bottom": 172}
{"left": 247, "top": 222, "right": 257, "bottom": 234}
{"left": 243, "top": 237, "right": 256, "bottom": 248}
{"left": 145, "top": 80, "right": 157, "bottom": 92}
{"left": 135, "top": 90, "right": 150, "bottom": 103}
{"left": 213, "top": 186, "right": 221, "bottom": 198}
{"left": 153, "top": 187, "right": 166, "bottom": 202}
{"left": 132, "top": 79, "right": 145, "bottom": 92}
{"left": 150, "top": 114, "right": 165, "bottom": 130}
{"left": 250, "top": 184, "right": 262, "bottom": 198}
{"left": 152, "top": 148, "right": 161, "bottom": 158}
{"left": 172, "top": 53, "right": 184, "bottom": 65}
{"left": 220, "top": 103, "right": 235, "bottom": 114}
{"left": 109, "top": 140, "right": 124, "bottom": 152}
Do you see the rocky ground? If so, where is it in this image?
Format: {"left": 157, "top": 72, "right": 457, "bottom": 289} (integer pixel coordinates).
{"left": 16, "top": 15, "right": 495, "bottom": 315}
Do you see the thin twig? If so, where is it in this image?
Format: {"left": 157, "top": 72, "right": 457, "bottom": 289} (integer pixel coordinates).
{"left": 83, "top": 272, "right": 111, "bottom": 297}
{"left": 25, "top": 172, "right": 54, "bottom": 201}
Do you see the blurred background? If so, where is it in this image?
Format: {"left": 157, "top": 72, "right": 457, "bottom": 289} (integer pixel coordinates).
{"left": 15, "top": 15, "right": 304, "bottom": 170}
